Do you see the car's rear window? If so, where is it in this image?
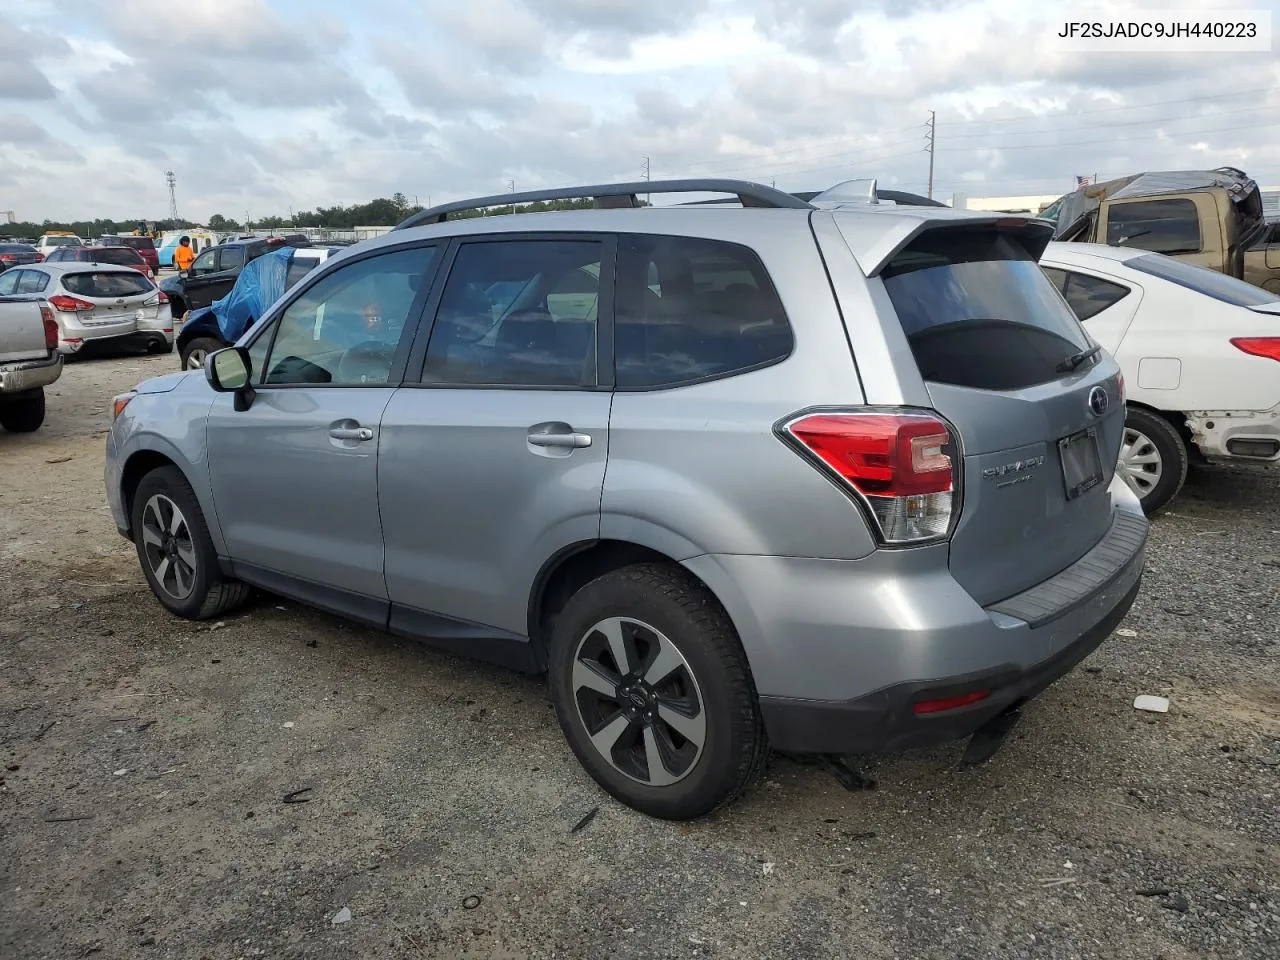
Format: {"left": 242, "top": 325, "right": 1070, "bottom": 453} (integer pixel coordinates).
{"left": 120, "top": 237, "right": 156, "bottom": 252}
{"left": 62, "top": 271, "right": 153, "bottom": 298}
{"left": 45, "top": 236, "right": 81, "bottom": 247}
{"left": 0, "top": 244, "right": 34, "bottom": 253}
{"left": 1126, "top": 252, "right": 1280, "bottom": 307}
{"left": 88, "top": 248, "right": 143, "bottom": 266}
{"left": 881, "top": 227, "right": 1091, "bottom": 391}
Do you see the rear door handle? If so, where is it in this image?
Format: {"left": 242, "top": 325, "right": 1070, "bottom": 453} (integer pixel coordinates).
{"left": 327, "top": 427, "right": 373, "bottom": 442}
{"left": 527, "top": 422, "right": 592, "bottom": 449}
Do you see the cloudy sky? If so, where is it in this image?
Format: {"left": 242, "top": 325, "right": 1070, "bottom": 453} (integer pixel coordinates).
{"left": 2, "top": 0, "right": 1278, "bottom": 223}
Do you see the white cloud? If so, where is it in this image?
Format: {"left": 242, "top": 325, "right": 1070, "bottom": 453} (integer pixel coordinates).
{"left": 0, "top": 0, "right": 1277, "bottom": 222}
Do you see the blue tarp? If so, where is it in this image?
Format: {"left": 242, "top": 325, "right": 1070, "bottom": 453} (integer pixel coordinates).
{"left": 185, "top": 247, "right": 293, "bottom": 343}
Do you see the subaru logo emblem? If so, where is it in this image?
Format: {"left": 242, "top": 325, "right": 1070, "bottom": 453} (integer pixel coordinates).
{"left": 1088, "top": 385, "right": 1109, "bottom": 417}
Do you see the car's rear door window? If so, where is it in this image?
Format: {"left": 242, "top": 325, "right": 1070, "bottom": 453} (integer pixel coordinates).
{"left": 882, "top": 227, "right": 1091, "bottom": 391}
{"left": 1041, "top": 267, "right": 1131, "bottom": 321}
{"left": 219, "top": 246, "right": 245, "bottom": 271}
{"left": 16, "top": 270, "right": 48, "bottom": 294}
{"left": 613, "top": 234, "right": 793, "bottom": 388}
{"left": 421, "top": 239, "right": 604, "bottom": 388}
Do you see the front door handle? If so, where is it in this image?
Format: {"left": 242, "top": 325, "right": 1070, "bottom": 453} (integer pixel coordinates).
{"left": 528, "top": 422, "right": 592, "bottom": 449}
{"left": 329, "top": 424, "right": 374, "bottom": 441}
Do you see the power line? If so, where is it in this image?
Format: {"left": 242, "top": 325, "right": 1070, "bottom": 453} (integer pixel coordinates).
{"left": 939, "top": 102, "right": 1280, "bottom": 141}
{"left": 678, "top": 136, "right": 924, "bottom": 179}
{"left": 939, "top": 118, "right": 1280, "bottom": 153}
{"left": 945, "top": 86, "right": 1279, "bottom": 125}
{"left": 670, "top": 86, "right": 1279, "bottom": 176}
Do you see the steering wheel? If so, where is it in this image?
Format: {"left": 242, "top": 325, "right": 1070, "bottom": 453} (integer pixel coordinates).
{"left": 336, "top": 340, "right": 396, "bottom": 384}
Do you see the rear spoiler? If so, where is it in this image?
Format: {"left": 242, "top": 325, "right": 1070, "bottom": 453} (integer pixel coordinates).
{"left": 828, "top": 211, "right": 1057, "bottom": 277}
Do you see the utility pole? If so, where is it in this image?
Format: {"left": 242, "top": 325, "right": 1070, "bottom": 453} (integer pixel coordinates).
{"left": 642, "top": 156, "right": 650, "bottom": 203}
{"left": 507, "top": 178, "right": 516, "bottom": 215}
{"left": 925, "top": 111, "right": 936, "bottom": 200}
{"left": 165, "top": 170, "right": 179, "bottom": 222}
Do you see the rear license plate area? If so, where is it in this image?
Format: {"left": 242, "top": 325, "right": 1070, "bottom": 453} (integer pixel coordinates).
{"left": 1059, "top": 427, "right": 1104, "bottom": 500}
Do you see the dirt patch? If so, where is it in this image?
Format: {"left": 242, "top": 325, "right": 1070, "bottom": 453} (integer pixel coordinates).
{"left": 2, "top": 354, "right": 1278, "bottom": 959}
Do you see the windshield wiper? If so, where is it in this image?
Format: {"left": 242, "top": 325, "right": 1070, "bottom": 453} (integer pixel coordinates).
{"left": 1057, "top": 344, "right": 1103, "bottom": 373}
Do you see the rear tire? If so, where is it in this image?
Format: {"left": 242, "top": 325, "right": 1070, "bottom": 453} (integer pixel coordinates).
{"left": 131, "top": 466, "right": 251, "bottom": 619}
{"left": 548, "top": 563, "right": 768, "bottom": 821}
{"left": 1117, "top": 407, "right": 1188, "bottom": 515}
{"left": 180, "top": 336, "right": 223, "bottom": 372}
{"left": 0, "top": 389, "right": 45, "bottom": 433}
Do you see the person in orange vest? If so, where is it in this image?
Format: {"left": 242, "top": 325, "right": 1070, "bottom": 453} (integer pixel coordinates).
{"left": 173, "top": 236, "right": 195, "bottom": 272}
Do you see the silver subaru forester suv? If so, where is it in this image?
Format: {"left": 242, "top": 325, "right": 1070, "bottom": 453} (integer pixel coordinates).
{"left": 105, "top": 179, "right": 1147, "bottom": 820}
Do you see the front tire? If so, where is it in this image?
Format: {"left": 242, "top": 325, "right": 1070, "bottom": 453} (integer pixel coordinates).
{"left": 131, "top": 466, "right": 251, "bottom": 619}
{"left": 1117, "top": 407, "right": 1188, "bottom": 514}
{"left": 0, "top": 389, "right": 46, "bottom": 433}
{"left": 180, "top": 336, "right": 224, "bottom": 372}
{"left": 548, "top": 563, "right": 767, "bottom": 820}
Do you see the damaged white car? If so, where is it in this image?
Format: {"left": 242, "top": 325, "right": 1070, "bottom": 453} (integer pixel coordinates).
{"left": 1040, "top": 241, "right": 1280, "bottom": 513}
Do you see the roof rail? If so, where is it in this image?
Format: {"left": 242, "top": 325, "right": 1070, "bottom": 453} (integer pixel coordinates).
{"left": 392, "top": 178, "right": 813, "bottom": 230}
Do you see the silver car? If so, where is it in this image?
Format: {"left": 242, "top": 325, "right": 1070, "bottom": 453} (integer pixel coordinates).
{"left": 0, "top": 262, "right": 173, "bottom": 356}
{"left": 104, "top": 179, "right": 1147, "bottom": 820}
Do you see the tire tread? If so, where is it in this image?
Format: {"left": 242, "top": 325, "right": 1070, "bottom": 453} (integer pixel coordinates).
{"left": 1125, "top": 407, "right": 1189, "bottom": 514}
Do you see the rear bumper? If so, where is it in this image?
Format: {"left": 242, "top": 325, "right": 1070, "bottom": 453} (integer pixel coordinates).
{"left": 684, "top": 479, "right": 1148, "bottom": 756}
{"left": 59, "top": 330, "right": 170, "bottom": 354}
{"left": 760, "top": 573, "right": 1141, "bottom": 755}
{"left": 1187, "top": 405, "right": 1280, "bottom": 462}
{"left": 0, "top": 354, "right": 62, "bottom": 394}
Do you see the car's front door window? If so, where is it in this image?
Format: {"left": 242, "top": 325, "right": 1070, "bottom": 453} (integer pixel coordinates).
{"left": 189, "top": 249, "right": 217, "bottom": 276}
{"left": 261, "top": 246, "right": 437, "bottom": 386}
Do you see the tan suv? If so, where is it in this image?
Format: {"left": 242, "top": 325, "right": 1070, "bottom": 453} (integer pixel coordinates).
{"left": 1047, "top": 167, "right": 1280, "bottom": 293}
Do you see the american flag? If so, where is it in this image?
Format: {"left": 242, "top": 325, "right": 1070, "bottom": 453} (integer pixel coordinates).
{"left": 1076, "top": 175, "right": 1095, "bottom": 186}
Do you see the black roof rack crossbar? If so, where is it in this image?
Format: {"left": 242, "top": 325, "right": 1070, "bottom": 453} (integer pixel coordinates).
{"left": 392, "top": 178, "right": 813, "bottom": 230}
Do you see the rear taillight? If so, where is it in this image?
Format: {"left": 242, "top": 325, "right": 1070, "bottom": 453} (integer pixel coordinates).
{"left": 0, "top": 254, "right": 14, "bottom": 263}
{"left": 48, "top": 294, "right": 94, "bottom": 312}
{"left": 780, "top": 410, "right": 957, "bottom": 544}
{"left": 1116, "top": 372, "right": 1126, "bottom": 404}
{"left": 1231, "top": 337, "right": 1280, "bottom": 362}
{"left": 144, "top": 289, "right": 169, "bottom": 306}
{"left": 40, "top": 304, "right": 58, "bottom": 350}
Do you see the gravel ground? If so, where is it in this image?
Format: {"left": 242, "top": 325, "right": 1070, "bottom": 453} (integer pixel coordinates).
{"left": 1, "top": 353, "right": 1278, "bottom": 960}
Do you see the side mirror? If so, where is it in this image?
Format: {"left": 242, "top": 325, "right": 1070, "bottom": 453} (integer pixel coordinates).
{"left": 205, "top": 346, "right": 256, "bottom": 411}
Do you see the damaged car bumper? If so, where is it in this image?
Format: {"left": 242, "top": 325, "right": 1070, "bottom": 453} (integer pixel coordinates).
{"left": 1187, "top": 403, "right": 1280, "bottom": 462}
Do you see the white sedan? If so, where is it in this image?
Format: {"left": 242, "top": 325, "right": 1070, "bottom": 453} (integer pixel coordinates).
{"left": 1040, "top": 242, "right": 1280, "bottom": 513}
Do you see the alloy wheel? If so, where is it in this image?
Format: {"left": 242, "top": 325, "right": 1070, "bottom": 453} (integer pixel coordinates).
{"left": 140, "top": 494, "right": 197, "bottom": 600}
{"left": 571, "top": 617, "right": 707, "bottom": 787}
{"left": 185, "top": 349, "right": 208, "bottom": 370}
